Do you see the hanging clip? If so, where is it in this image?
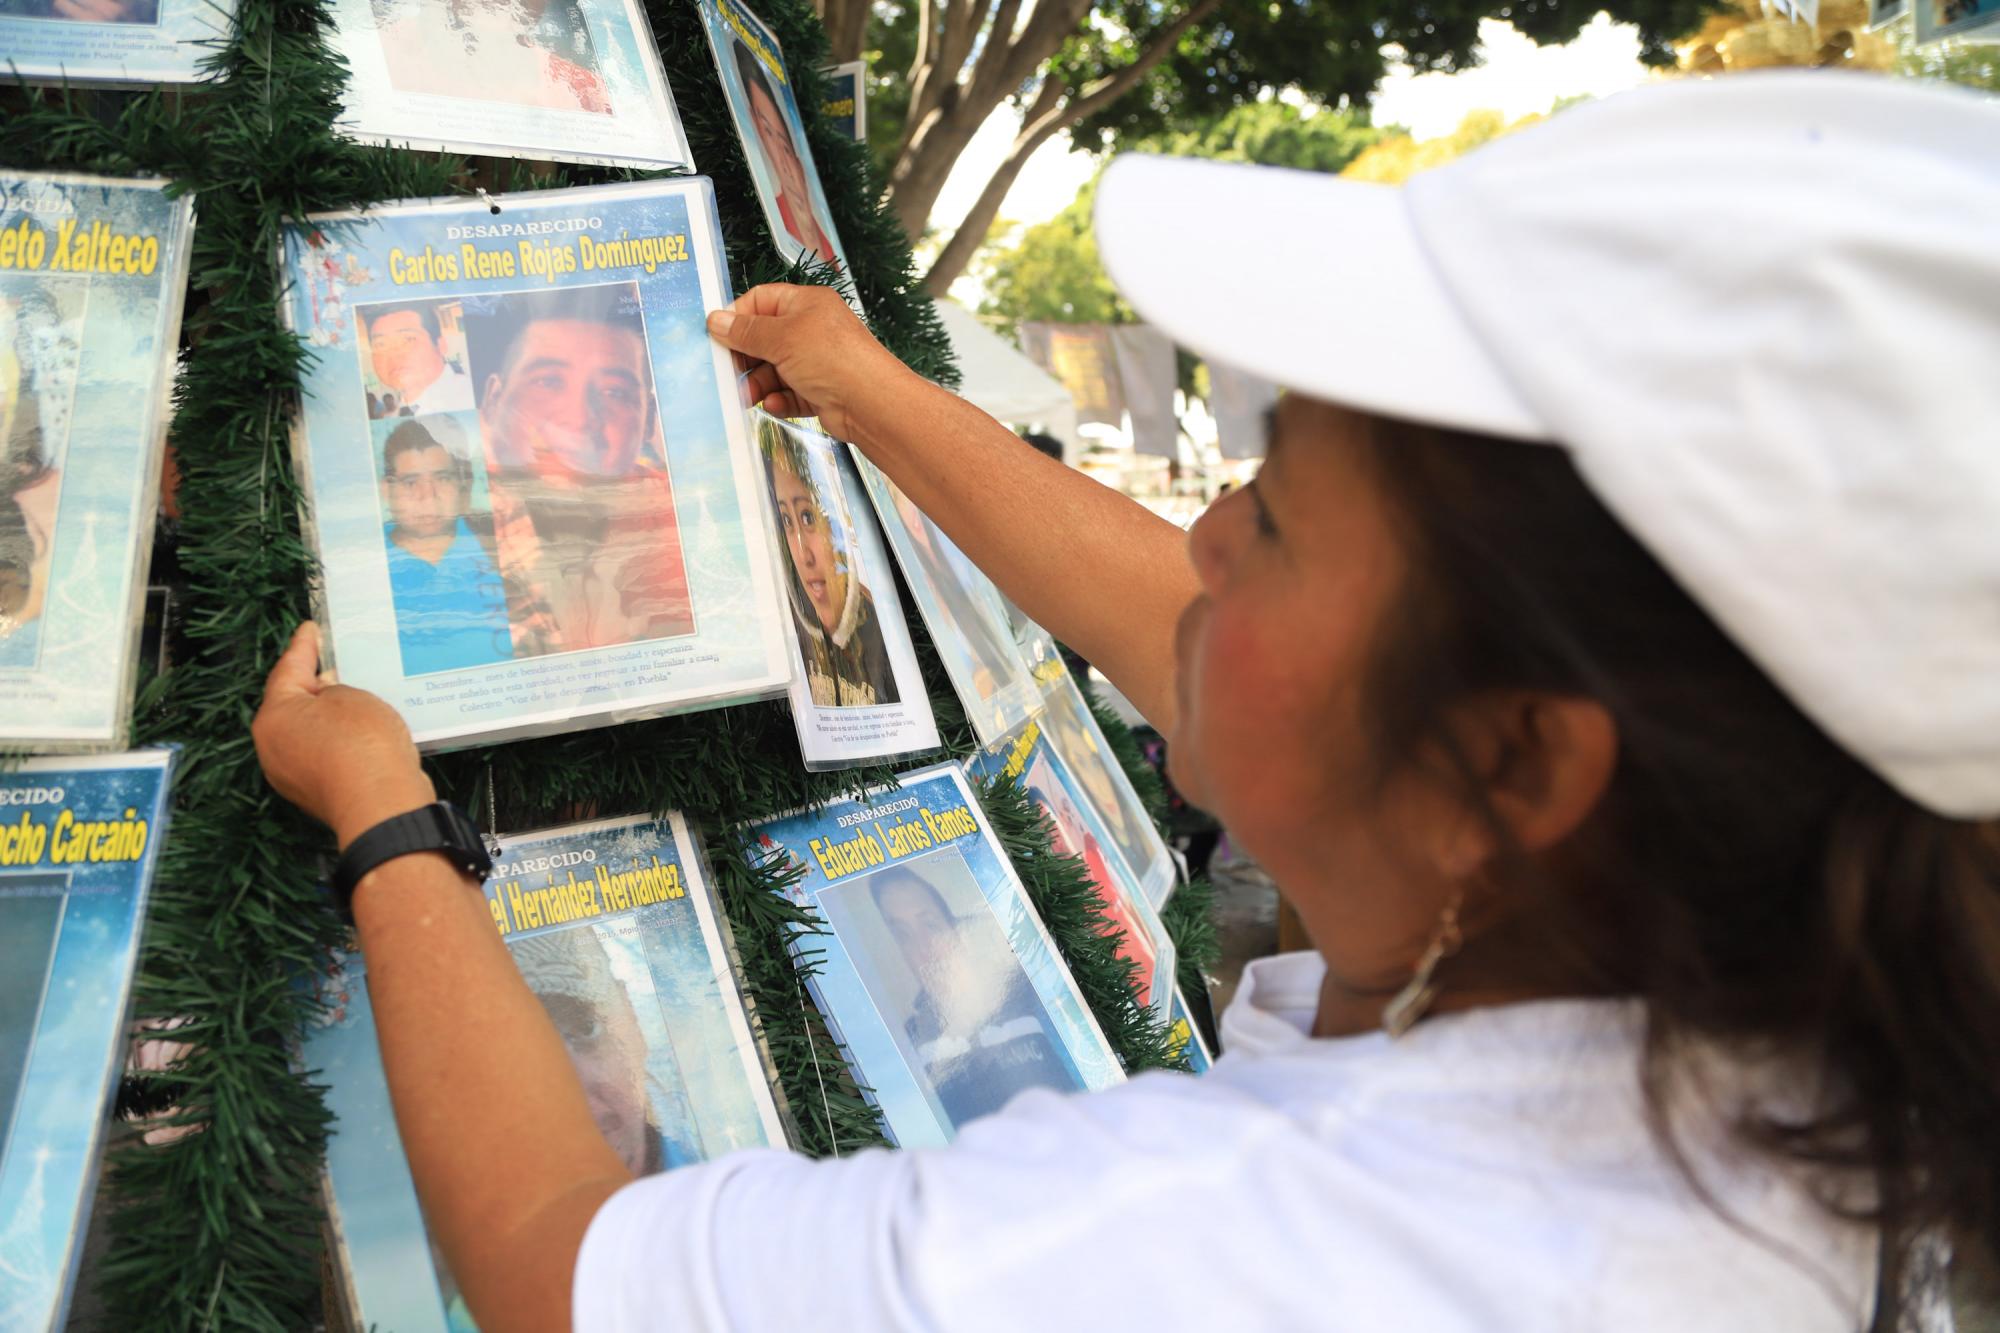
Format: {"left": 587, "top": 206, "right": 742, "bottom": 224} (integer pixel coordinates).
{"left": 475, "top": 186, "right": 502, "bottom": 215}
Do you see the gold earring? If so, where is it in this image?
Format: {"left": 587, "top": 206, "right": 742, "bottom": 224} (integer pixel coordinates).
{"left": 1382, "top": 894, "right": 1464, "bottom": 1039}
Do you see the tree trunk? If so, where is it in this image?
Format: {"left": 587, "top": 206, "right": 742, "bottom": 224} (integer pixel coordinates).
{"left": 885, "top": 0, "right": 1091, "bottom": 242}
{"left": 919, "top": 0, "right": 1228, "bottom": 293}
{"left": 921, "top": 123, "right": 1057, "bottom": 296}
{"left": 886, "top": 102, "right": 992, "bottom": 241}
{"left": 814, "top": 0, "right": 872, "bottom": 64}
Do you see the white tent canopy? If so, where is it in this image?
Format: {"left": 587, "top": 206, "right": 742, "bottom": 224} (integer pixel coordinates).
{"left": 931, "top": 299, "right": 1079, "bottom": 459}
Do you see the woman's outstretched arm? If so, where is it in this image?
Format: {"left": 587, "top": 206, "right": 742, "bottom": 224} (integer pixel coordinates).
{"left": 709, "top": 284, "right": 1199, "bottom": 734}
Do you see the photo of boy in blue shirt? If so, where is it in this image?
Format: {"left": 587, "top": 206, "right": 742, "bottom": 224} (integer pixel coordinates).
{"left": 379, "top": 416, "right": 511, "bottom": 675}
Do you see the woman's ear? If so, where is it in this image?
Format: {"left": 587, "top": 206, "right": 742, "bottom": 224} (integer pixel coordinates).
{"left": 1431, "top": 691, "right": 1619, "bottom": 875}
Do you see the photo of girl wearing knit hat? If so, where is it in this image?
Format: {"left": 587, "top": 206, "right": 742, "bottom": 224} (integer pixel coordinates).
{"left": 757, "top": 411, "right": 937, "bottom": 768}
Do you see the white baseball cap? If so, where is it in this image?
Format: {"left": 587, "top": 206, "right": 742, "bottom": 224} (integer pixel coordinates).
{"left": 1095, "top": 72, "right": 2000, "bottom": 821}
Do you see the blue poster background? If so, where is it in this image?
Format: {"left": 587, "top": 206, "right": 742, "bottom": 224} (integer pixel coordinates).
{"left": 0, "top": 174, "right": 189, "bottom": 743}
{"left": 745, "top": 763, "right": 1120, "bottom": 1149}
{"left": 0, "top": 0, "right": 235, "bottom": 84}
{"left": 306, "top": 810, "right": 784, "bottom": 1333}
{"left": 0, "top": 749, "right": 175, "bottom": 1333}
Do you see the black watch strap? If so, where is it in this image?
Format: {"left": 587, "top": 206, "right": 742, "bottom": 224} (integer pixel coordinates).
{"left": 332, "top": 801, "right": 493, "bottom": 923}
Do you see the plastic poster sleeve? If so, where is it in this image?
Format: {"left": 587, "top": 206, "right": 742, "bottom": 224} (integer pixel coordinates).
{"left": 752, "top": 411, "right": 941, "bottom": 770}
{"left": 278, "top": 176, "right": 793, "bottom": 751}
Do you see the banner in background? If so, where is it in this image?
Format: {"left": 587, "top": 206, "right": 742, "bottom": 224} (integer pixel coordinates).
{"left": 1019, "top": 322, "right": 1125, "bottom": 427}
{"left": 1110, "top": 325, "right": 1179, "bottom": 460}
{"left": 1208, "top": 361, "right": 1280, "bottom": 460}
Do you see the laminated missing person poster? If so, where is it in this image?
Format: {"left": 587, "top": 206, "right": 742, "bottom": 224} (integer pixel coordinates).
{"left": 970, "top": 717, "right": 1177, "bottom": 1021}
{"left": 281, "top": 177, "right": 792, "bottom": 749}
{"left": 853, "top": 456, "right": 1041, "bottom": 749}
{"left": 0, "top": 0, "right": 234, "bottom": 86}
{"left": 755, "top": 412, "right": 937, "bottom": 769}
{"left": 0, "top": 172, "right": 194, "bottom": 749}
{"left": 1913, "top": 0, "right": 2000, "bottom": 40}
{"left": 0, "top": 749, "right": 176, "bottom": 1333}
{"left": 698, "top": 0, "right": 853, "bottom": 278}
{"left": 327, "top": 0, "right": 693, "bottom": 169}
{"left": 820, "top": 60, "right": 866, "bottom": 143}
{"left": 1167, "top": 988, "right": 1212, "bottom": 1075}
{"left": 306, "top": 810, "right": 787, "bottom": 1333}
{"left": 1018, "top": 637, "right": 1177, "bottom": 909}
{"left": 744, "top": 763, "right": 1121, "bottom": 1149}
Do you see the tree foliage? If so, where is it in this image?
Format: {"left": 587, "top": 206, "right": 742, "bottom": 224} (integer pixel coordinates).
{"left": 835, "top": 0, "right": 1720, "bottom": 292}
{"left": 1899, "top": 31, "right": 2000, "bottom": 91}
{"left": 1338, "top": 106, "right": 1545, "bottom": 184}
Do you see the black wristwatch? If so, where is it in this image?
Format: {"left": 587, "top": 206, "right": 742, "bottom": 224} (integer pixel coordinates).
{"left": 332, "top": 801, "right": 493, "bottom": 924}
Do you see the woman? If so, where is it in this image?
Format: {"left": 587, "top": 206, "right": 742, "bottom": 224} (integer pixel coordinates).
{"left": 760, "top": 420, "right": 900, "bottom": 706}
{"left": 252, "top": 75, "right": 1998, "bottom": 1331}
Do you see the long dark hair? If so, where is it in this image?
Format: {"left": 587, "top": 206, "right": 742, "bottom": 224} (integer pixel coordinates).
{"left": 1358, "top": 414, "right": 2000, "bottom": 1322}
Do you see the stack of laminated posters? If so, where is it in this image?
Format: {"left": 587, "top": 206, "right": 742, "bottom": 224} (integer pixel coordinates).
{"left": 698, "top": 0, "right": 852, "bottom": 277}
{"left": 326, "top": 0, "right": 692, "bottom": 169}
{"left": 1018, "top": 634, "right": 1178, "bottom": 908}
{"left": 970, "top": 717, "right": 1176, "bottom": 1020}
{"left": 0, "top": 172, "right": 194, "bottom": 749}
{"left": 0, "top": 750, "right": 176, "bottom": 1333}
{"left": 754, "top": 412, "right": 937, "bottom": 768}
{"left": 745, "top": 763, "right": 1121, "bottom": 1148}
{"left": 307, "top": 811, "right": 786, "bottom": 1333}
{"left": 0, "top": 0, "right": 234, "bottom": 85}
{"left": 854, "top": 457, "right": 1040, "bottom": 748}
{"left": 281, "top": 177, "right": 792, "bottom": 749}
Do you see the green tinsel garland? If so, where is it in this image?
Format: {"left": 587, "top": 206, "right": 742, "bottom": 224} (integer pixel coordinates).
{"left": 1, "top": 1, "right": 1207, "bottom": 1324}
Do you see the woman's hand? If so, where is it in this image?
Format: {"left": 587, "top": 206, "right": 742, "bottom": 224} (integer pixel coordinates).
{"left": 707, "top": 284, "right": 921, "bottom": 445}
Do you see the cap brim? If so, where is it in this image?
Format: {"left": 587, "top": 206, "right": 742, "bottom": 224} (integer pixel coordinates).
{"left": 1094, "top": 154, "right": 1549, "bottom": 443}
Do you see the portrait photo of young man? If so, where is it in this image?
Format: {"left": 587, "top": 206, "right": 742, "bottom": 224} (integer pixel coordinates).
{"left": 357, "top": 299, "right": 475, "bottom": 420}
{"left": 730, "top": 41, "right": 842, "bottom": 270}
{"left": 375, "top": 415, "right": 511, "bottom": 675}
{"left": 0, "top": 287, "right": 74, "bottom": 665}
{"left": 461, "top": 281, "right": 692, "bottom": 658}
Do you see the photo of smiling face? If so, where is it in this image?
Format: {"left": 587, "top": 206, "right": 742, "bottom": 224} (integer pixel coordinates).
{"left": 367, "top": 307, "right": 446, "bottom": 402}
{"left": 746, "top": 77, "right": 809, "bottom": 217}
{"left": 719, "top": 15, "right": 844, "bottom": 273}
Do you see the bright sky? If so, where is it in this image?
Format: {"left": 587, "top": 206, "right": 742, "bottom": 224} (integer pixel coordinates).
{"left": 929, "top": 14, "right": 1657, "bottom": 242}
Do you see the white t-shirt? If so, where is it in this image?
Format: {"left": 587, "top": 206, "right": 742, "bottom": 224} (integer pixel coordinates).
{"left": 574, "top": 952, "right": 1878, "bottom": 1332}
